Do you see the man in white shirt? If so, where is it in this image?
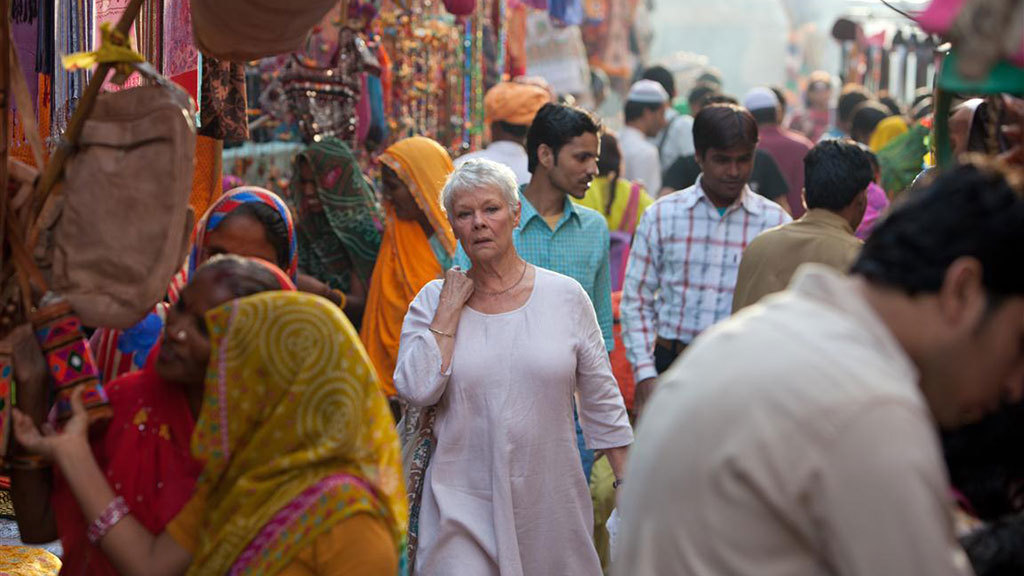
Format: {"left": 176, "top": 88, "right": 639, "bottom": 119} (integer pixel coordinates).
{"left": 454, "top": 80, "right": 552, "bottom": 185}
{"left": 642, "top": 65, "right": 694, "bottom": 170}
{"left": 615, "top": 161, "right": 1024, "bottom": 576}
{"left": 620, "top": 79, "right": 668, "bottom": 193}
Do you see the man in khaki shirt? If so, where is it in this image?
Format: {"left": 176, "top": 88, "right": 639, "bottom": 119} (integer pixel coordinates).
{"left": 615, "top": 161, "right": 1024, "bottom": 576}
{"left": 732, "top": 139, "right": 872, "bottom": 312}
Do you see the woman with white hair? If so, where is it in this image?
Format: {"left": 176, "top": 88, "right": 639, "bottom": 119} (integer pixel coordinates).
{"left": 394, "top": 159, "right": 633, "bottom": 575}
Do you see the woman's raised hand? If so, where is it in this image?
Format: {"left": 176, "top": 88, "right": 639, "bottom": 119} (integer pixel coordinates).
{"left": 438, "top": 266, "right": 475, "bottom": 312}
{"left": 12, "top": 387, "right": 89, "bottom": 461}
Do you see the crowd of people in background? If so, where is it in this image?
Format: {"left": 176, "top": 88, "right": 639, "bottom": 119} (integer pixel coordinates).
{"left": 3, "top": 49, "right": 1023, "bottom": 576}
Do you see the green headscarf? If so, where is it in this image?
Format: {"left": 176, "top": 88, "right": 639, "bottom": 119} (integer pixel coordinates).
{"left": 287, "top": 138, "right": 384, "bottom": 293}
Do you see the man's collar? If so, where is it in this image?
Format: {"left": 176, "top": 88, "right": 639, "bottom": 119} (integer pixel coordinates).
{"left": 802, "top": 208, "right": 856, "bottom": 235}
{"left": 688, "top": 175, "right": 763, "bottom": 216}
{"left": 518, "top": 186, "right": 581, "bottom": 229}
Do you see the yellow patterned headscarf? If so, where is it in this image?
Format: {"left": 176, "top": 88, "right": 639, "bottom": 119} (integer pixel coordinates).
{"left": 187, "top": 291, "right": 407, "bottom": 576}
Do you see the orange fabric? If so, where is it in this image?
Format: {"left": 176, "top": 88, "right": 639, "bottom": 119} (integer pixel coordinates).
{"left": 360, "top": 137, "right": 454, "bottom": 396}
{"left": 610, "top": 291, "right": 635, "bottom": 412}
{"left": 168, "top": 505, "right": 397, "bottom": 576}
{"left": 189, "top": 136, "right": 223, "bottom": 218}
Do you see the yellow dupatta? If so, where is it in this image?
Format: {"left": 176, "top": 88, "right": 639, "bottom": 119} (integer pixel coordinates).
{"left": 869, "top": 115, "right": 909, "bottom": 152}
{"left": 360, "top": 137, "right": 456, "bottom": 397}
{"left": 186, "top": 292, "right": 407, "bottom": 576}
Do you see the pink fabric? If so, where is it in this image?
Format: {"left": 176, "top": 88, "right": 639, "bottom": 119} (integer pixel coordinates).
{"left": 916, "top": 0, "right": 967, "bottom": 34}
{"left": 228, "top": 474, "right": 372, "bottom": 575}
{"left": 856, "top": 182, "right": 890, "bottom": 240}
{"left": 758, "top": 125, "right": 815, "bottom": 219}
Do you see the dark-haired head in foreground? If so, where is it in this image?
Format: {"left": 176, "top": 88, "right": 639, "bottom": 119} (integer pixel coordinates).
{"left": 851, "top": 159, "right": 1024, "bottom": 428}
{"left": 803, "top": 139, "right": 874, "bottom": 229}
{"left": 692, "top": 104, "right": 758, "bottom": 208}
{"left": 526, "top": 103, "right": 601, "bottom": 199}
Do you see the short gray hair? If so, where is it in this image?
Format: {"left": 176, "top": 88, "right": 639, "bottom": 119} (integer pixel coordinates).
{"left": 442, "top": 158, "right": 520, "bottom": 217}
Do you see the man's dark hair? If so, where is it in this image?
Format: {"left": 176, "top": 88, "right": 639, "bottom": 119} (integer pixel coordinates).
{"left": 803, "top": 140, "right": 873, "bottom": 211}
{"left": 851, "top": 161, "right": 1024, "bottom": 297}
{"left": 879, "top": 95, "right": 903, "bottom": 117}
{"left": 221, "top": 202, "right": 291, "bottom": 271}
{"left": 692, "top": 104, "right": 758, "bottom": 157}
{"left": 624, "top": 100, "right": 663, "bottom": 123}
{"left": 837, "top": 85, "right": 872, "bottom": 124}
{"left": 491, "top": 120, "right": 529, "bottom": 140}
{"left": 851, "top": 101, "right": 890, "bottom": 142}
{"left": 705, "top": 94, "right": 739, "bottom": 106}
{"left": 688, "top": 85, "right": 718, "bottom": 109}
{"left": 750, "top": 107, "right": 779, "bottom": 125}
{"left": 526, "top": 103, "right": 601, "bottom": 173}
{"left": 642, "top": 65, "right": 676, "bottom": 99}
{"left": 196, "top": 254, "right": 288, "bottom": 298}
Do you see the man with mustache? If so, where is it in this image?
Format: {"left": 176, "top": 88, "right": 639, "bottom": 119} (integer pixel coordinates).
{"left": 621, "top": 104, "right": 791, "bottom": 417}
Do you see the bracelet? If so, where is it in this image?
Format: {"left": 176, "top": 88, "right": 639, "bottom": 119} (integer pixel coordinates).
{"left": 87, "top": 496, "right": 131, "bottom": 545}
{"left": 8, "top": 455, "right": 50, "bottom": 470}
{"left": 330, "top": 289, "right": 347, "bottom": 309}
{"left": 613, "top": 478, "right": 625, "bottom": 490}
{"left": 429, "top": 327, "right": 455, "bottom": 338}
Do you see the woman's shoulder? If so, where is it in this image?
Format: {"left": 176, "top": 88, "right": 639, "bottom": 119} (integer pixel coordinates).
{"left": 532, "top": 267, "right": 590, "bottom": 303}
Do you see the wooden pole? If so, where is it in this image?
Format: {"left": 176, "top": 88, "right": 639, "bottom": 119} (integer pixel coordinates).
{"left": 25, "top": 0, "right": 146, "bottom": 233}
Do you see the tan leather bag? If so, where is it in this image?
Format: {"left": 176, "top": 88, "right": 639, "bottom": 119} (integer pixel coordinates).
{"left": 189, "top": 0, "right": 339, "bottom": 62}
{"left": 34, "top": 63, "right": 196, "bottom": 330}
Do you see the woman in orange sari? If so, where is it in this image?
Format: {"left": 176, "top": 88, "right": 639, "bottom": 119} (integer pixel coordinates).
{"left": 361, "top": 137, "right": 456, "bottom": 402}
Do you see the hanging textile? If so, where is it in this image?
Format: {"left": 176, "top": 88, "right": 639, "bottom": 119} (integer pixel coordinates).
{"left": 163, "top": 0, "right": 200, "bottom": 102}
{"left": 10, "top": 0, "right": 42, "bottom": 166}
{"left": 199, "top": 57, "right": 249, "bottom": 141}
{"left": 190, "top": 136, "right": 224, "bottom": 218}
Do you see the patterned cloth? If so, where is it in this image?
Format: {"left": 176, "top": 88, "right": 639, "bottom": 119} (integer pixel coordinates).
{"left": 0, "top": 546, "right": 61, "bottom": 575}
{"left": 286, "top": 138, "right": 384, "bottom": 293}
{"left": 455, "top": 192, "right": 614, "bottom": 351}
{"left": 90, "top": 188, "right": 298, "bottom": 384}
{"left": 361, "top": 137, "right": 455, "bottom": 397}
{"left": 198, "top": 56, "right": 249, "bottom": 141}
{"left": 183, "top": 291, "right": 407, "bottom": 576}
{"left": 621, "top": 177, "right": 791, "bottom": 381}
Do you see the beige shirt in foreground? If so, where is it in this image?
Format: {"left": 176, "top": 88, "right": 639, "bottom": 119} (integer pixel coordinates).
{"left": 615, "top": 266, "right": 971, "bottom": 576}
{"left": 732, "top": 208, "right": 862, "bottom": 312}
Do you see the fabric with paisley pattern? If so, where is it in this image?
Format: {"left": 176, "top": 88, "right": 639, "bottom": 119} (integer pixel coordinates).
{"left": 184, "top": 291, "right": 407, "bottom": 576}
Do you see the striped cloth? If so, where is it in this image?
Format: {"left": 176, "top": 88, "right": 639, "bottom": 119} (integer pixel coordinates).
{"left": 621, "top": 177, "right": 791, "bottom": 381}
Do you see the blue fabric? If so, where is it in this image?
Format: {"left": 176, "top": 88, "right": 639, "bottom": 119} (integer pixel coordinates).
{"left": 454, "top": 191, "right": 614, "bottom": 351}
{"left": 549, "top": 0, "right": 584, "bottom": 25}
{"left": 114, "top": 311, "right": 164, "bottom": 374}
{"left": 575, "top": 406, "right": 595, "bottom": 479}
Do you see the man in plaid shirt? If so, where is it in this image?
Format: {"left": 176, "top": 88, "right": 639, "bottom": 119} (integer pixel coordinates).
{"left": 621, "top": 104, "right": 791, "bottom": 415}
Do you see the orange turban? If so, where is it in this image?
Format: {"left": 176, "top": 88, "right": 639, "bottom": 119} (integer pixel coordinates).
{"left": 484, "top": 81, "right": 552, "bottom": 127}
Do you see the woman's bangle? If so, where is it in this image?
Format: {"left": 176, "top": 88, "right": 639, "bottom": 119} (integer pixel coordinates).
{"left": 329, "top": 289, "right": 347, "bottom": 309}
{"left": 613, "top": 477, "right": 625, "bottom": 490}
{"left": 429, "top": 327, "right": 455, "bottom": 338}
{"left": 87, "top": 496, "right": 131, "bottom": 545}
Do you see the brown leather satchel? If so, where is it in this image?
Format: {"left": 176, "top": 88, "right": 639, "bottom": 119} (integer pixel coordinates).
{"left": 32, "top": 62, "right": 196, "bottom": 330}
{"left": 189, "top": 0, "right": 340, "bottom": 62}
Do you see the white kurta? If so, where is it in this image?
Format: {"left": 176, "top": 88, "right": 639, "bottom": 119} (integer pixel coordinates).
{"left": 395, "top": 267, "right": 633, "bottom": 576}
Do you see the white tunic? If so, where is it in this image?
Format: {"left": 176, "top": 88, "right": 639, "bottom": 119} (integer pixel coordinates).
{"left": 395, "top": 267, "right": 633, "bottom": 576}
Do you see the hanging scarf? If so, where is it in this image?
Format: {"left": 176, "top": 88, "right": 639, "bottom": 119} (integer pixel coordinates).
{"left": 187, "top": 292, "right": 407, "bottom": 575}
{"left": 360, "top": 137, "right": 455, "bottom": 397}
{"left": 287, "top": 138, "right": 384, "bottom": 294}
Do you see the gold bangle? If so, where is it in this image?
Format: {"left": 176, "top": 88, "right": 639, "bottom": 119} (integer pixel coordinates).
{"left": 330, "top": 289, "right": 347, "bottom": 309}
{"left": 429, "top": 327, "right": 455, "bottom": 338}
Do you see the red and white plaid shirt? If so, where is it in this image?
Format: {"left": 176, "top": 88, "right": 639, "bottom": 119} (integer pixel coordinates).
{"left": 621, "top": 178, "right": 791, "bottom": 381}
